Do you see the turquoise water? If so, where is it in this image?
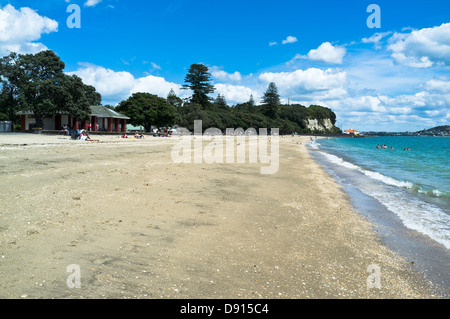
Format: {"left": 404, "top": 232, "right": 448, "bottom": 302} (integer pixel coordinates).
{"left": 311, "top": 136, "right": 450, "bottom": 249}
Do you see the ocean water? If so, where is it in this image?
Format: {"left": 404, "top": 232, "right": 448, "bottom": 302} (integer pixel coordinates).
{"left": 309, "top": 136, "right": 450, "bottom": 249}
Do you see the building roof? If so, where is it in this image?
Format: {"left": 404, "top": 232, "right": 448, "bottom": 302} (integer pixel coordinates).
{"left": 90, "top": 105, "right": 130, "bottom": 119}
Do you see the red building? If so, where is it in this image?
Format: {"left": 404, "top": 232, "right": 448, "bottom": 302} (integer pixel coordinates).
{"left": 18, "top": 105, "right": 130, "bottom": 133}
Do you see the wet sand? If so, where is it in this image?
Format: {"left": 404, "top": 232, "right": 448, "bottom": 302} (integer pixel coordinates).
{"left": 0, "top": 133, "right": 441, "bottom": 298}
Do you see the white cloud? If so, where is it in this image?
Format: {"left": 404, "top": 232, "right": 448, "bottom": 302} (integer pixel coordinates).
{"left": 68, "top": 63, "right": 183, "bottom": 104}
{"left": 425, "top": 79, "right": 450, "bottom": 93}
{"left": 214, "top": 84, "right": 259, "bottom": 105}
{"left": 258, "top": 68, "right": 347, "bottom": 99}
{"left": 390, "top": 53, "right": 434, "bottom": 68}
{"left": 362, "top": 31, "right": 392, "bottom": 49}
{"left": 282, "top": 36, "right": 298, "bottom": 45}
{"left": 84, "top": 0, "right": 103, "bottom": 7}
{"left": 0, "top": 4, "right": 58, "bottom": 56}
{"left": 269, "top": 42, "right": 278, "bottom": 46}
{"left": 211, "top": 67, "right": 242, "bottom": 82}
{"left": 388, "top": 23, "right": 450, "bottom": 68}
{"left": 307, "top": 42, "right": 346, "bottom": 64}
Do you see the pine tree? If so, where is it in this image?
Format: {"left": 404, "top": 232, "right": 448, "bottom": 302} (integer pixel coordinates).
{"left": 167, "top": 88, "right": 182, "bottom": 109}
{"left": 214, "top": 94, "right": 228, "bottom": 109}
{"left": 261, "top": 82, "right": 280, "bottom": 118}
{"left": 182, "top": 64, "right": 215, "bottom": 108}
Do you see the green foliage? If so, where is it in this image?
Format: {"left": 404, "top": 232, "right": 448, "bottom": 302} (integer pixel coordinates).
{"left": 57, "top": 74, "right": 92, "bottom": 120}
{"left": 167, "top": 80, "right": 338, "bottom": 134}
{"left": 261, "top": 82, "right": 281, "bottom": 119}
{"left": 182, "top": 64, "right": 215, "bottom": 107}
{"left": 167, "top": 88, "right": 183, "bottom": 109}
{"left": 84, "top": 84, "right": 102, "bottom": 106}
{"left": 0, "top": 50, "right": 102, "bottom": 125}
{"left": 116, "top": 92, "right": 177, "bottom": 132}
{"left": 213, "top": 94, "right": 228, "bottom": 110}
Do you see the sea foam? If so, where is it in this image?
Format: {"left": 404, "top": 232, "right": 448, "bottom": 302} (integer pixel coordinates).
{"left": 316, "top": 149, "right": 450, "bottom": 249}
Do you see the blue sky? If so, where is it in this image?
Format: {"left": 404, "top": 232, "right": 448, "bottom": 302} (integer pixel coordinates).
{"left": 1, "top": 0, "right": 449, "bottom": 131}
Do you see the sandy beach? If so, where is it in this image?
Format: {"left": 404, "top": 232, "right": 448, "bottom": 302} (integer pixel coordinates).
{"left": 0, "top": 133, "right": 441, "bottom": 298}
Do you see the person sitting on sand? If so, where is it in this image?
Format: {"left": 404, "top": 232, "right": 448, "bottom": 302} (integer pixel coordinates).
{"left": 122, "top": 134, "right": 128, "bottom": 138}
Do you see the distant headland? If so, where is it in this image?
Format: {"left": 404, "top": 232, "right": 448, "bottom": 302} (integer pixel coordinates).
{"left": 361, "top": 125, "right": 450, "bottom": 137}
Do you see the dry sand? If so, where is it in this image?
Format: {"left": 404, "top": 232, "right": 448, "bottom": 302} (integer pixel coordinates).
{"left": 0, "top": 133, "right": 440, "bottom": 298}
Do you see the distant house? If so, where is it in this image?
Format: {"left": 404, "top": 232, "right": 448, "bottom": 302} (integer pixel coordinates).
{"left": 344, "top": 129, "right": 360, "bottom": 135}
{"left": 17, "top": 105, "right": 130, "bottom": 133}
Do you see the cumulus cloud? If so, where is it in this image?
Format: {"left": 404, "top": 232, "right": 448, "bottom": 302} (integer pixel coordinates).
{"left": 425, "top": 79, "right": 450, "bottom": 92}
{"left": 388, "top": 23, "right": 450, "bottom": 68}
{"left": 327, "top": 90, "right": 450, "bottom": 119}
{"left": 211, "top": 67, "right": 242, "bottom": 82}
{"left": 67, "top": 63, "right": 183, "bottom": 104}
{"left": 258, "top": 68, "right": 347, "bottom": 99}
{"left": 307, "top": 42, "right": 346, "bottom": 64}
{"left": 0, "top": 4, "right": 58, "bottom": 56}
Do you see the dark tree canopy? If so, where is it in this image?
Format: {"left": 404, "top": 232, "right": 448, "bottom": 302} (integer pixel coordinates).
{"left": 116, "top": 92, "right": 177, "bottom": 132}
{"left": 214, "top": 94, "right": 228, "bottom": 109}
{"left": 0, "top": 50, "right": 102, "bottom": 127}
{"left": 0, "top": 50, "right": 65, "bottom": 127}
{"left": 182, "top": 64, "right": 215, "bottom": 108}
{"left": 167, "top": 88, "right": 183, "bottom": 109}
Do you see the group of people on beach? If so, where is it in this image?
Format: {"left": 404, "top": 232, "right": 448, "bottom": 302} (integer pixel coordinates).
{"left": 376, "top": 144, "right": 411, "bottom": 151}
{"left": 121, "top": 133, "right": 145, "bottom": 139}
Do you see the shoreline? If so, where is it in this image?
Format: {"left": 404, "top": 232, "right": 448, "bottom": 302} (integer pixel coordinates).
{"left": 0, "top": 133, "right": 442, "bottom": 298}
{"left": 307, "top": 141, "right": 449, "bottom": 298}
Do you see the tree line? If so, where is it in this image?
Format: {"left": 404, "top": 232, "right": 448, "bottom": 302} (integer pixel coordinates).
{"left": 117, "top": 64, "right": 341, "bottom": 134}
{"left": 0, "top": 51, "right": 340, "bottom": 134}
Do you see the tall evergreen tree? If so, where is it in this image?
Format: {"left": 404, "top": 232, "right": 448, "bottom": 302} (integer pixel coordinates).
{"left": 248, "top": 94, "right": 256, "bottom": 108}
{"left": 261, "top": 82, "right": 281, "bottom": 119}
{"left": 167, "top": 88, "right": 183, "bottom": 109}
{"left": 214, "top": 94, "right": 228, "bottom": 109}
{"left": 182, "top": 64, "right": 215, "bottom": 108}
